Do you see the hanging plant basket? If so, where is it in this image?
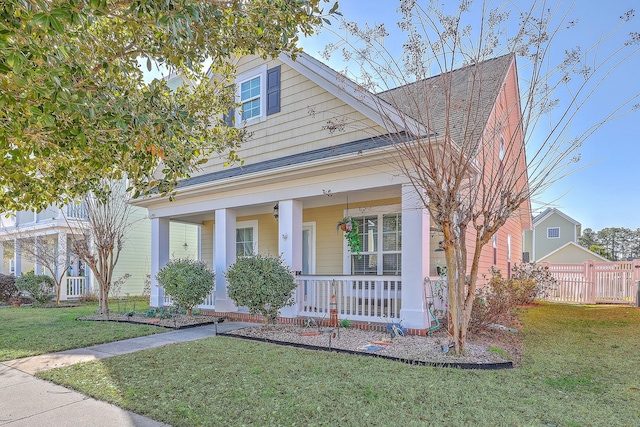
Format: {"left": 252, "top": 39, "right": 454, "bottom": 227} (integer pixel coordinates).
{"left": 337, "top": 217, "right": 362, "bottom": 258}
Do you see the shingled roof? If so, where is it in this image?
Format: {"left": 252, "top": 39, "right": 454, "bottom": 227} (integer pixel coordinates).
{"left": 377, "top": 54, "right": 513, "bottom": 145}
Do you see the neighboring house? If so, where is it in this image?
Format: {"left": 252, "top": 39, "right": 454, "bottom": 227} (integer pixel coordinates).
{"left": 0, "top": 204, "right": 199, "bottom": 299}
{"left": 132, "top": 52, "right": 531, "bottom": 332}
{"left": 537, "top": 242, "right": 610, "bottom": 264}
{"left": 523, "top": 208, "right": 583, "bottom": 263}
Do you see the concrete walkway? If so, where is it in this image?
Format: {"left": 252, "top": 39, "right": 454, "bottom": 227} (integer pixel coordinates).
{"left": 0, "top": 321, "right": 254, "bottom": 426}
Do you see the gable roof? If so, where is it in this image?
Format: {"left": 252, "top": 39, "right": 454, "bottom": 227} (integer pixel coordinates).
{"left": 377, "top": 54, "right": 514, "bottom": 145}
{"left": 167, "top": 53, "right": 516, "bottom": 192}
{"left": 537, "top": 241, "right": 610, "bottom": 263}
{"left": 533, "top": 208, "right": 581, "bottom": 227}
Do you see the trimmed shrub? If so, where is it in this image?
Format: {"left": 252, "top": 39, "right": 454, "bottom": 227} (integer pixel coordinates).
{"left": 0, "top": 273, "right": 17, "bottom": 304}
{"left": 15, "top": 272, "right": 55, "bottom": 305}
{"left": 225, "top": 254, "right": 296, "bottom": 325}
{"left": 156, "top": 258, "right": 215, "bottom": 316}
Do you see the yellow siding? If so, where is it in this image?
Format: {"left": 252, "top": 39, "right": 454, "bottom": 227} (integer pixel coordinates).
{"left": 539, "top": 244, "right": 600, "bottom": 264}
{"left": 303, "top": 204, "right": 345, "bottom": 274}
{"left": 111, "top": 208, "right": 199, "bottom": 296}
{"left": 197, "top": 56, "right": 388, "bottom": 175}
{"left": 201, "top": 220, "right": 214, "bottom": 268}
{"left": 110, "top": 207, "right": 149, "bottom": 296}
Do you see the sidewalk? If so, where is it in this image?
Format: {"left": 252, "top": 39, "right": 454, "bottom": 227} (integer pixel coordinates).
{"left": 0, "top": 321, "right": 254, "bottom": 426}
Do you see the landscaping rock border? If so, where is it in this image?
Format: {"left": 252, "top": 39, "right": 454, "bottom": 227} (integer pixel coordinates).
{"left": 221, "top": 332, "right": 513, "bottom": 370}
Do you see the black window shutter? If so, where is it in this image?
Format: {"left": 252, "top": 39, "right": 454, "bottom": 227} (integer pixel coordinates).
{"left": 266, "top": 65, "right": 281, "bottom": 116}
{"left": 223, "top": 84, "right": 235, "bottom": 126}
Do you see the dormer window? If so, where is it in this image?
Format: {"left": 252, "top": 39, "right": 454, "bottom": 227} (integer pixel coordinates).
{"left": 240, "top": 76, "right": 262, "bottom": 121}
{"left": 229, "top": 64, "right": 281, "bottom": 127}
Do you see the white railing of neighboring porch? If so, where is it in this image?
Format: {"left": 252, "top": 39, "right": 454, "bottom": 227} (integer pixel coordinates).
{"left": 65, "top": 276, "right": 87, "bottom": 299}
{"left": 296, "top": 275, "right": 402, "bottom": 323}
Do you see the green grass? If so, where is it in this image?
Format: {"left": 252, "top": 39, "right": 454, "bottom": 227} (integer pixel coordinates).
{"left": 0, "top": 302, "right": 162, "bottom": 361}
{"left": 37, "top": 303, "right": 640, "bottom": 426}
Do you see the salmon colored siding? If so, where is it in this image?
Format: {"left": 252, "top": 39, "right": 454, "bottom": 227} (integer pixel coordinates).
{"left": 471, "top": 58, "right": 529, "bottom": 286}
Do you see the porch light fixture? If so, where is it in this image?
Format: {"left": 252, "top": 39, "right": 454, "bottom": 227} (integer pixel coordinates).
{"left": 183, "top": 242, "right": 189, "bottom": 251}
{"left": 273, "top": 203, "right": 279, "bottom": 220}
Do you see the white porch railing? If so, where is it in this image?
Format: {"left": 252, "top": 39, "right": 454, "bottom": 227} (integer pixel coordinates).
{"left": 296, "top": 275, "right": 402, "bottom": 322}
{"left": 161, "top": 289, "right": 216, "bottom": 309}
{"left": 65, "top": 276, "right": 87, "bottom": 299}
{"left": 66, "top": 202, "right": 88, "bottom": 219}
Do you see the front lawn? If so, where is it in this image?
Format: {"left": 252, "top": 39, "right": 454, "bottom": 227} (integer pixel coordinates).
{"left": 0, "top": 302, "right": 162, "bottom": 361}
{"left": 38, "top": 304, "right": 640, "bottom": 426}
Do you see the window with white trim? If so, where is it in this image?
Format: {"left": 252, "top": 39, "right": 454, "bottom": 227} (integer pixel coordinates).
{"left": 235, "top": 65, "right": 266, "bottom": 125}
{"left": 240, "top": 76, "right": 261, "bottom": 121}
{"left": 492, "top": 234, "right": 498, "bottom": 266}
{"left": 547, "top": 227, "right": 560, "bottom": 239}
{"left": 507, "top": 234, "right": 512, "bottom": 279}
{"left": 231, "top": 64, "right": 281, "bottom": 127}
{"left": 236, "top": 220, "right": 258, "bottom": 257}
{"left": 349, "top": 211, "right": 402, "bottom": 276}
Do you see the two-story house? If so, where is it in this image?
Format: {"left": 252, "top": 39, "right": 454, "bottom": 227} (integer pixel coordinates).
{"left": 522, "top": 208, "right": 607, "bottom": 263}
{"left": 132, "top": 52, "right": 532, "bottom": 333}
{"left": 0, "top": 203, "right": 199, "bottom": 300}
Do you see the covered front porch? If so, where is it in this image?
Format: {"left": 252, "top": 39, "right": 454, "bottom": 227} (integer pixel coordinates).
{"left": 148, "top": 183, "right": 445, "bottom": 332}
{"left": 0, "top": 206, "right": 92, "bottom": 301}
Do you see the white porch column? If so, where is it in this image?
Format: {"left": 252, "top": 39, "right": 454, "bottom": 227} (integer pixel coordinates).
{"left": 214, "top": 208, "right": 237, "bottom": 312}
{"left": 278, "top": 199, "right": 303, "bottom": 318}
{"left": 0, "top": 242, "right": 4, "bottom": 274}
{"left": 34, "top": 236, "right": 42, "bottom": 275}
{"left": 57, "top": 232, "right": 68, "bottom": 300}
{"left": 150, "top": 217, "right": 170, "bottom": 307}
{"left": 14, "top": 239, "right": 22, "bottom": 276}
{"left": 400, "top": 184, "right": 430, "bottom": 330}
{"left": 86, "top": 232, "right": 95, "bottom": 294}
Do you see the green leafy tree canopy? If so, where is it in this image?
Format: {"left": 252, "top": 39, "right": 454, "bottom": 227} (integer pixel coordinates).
{"left": 0, "top": 0, "right": 338, "bottom": 211}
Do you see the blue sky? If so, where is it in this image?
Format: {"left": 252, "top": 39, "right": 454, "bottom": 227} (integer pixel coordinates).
{"left": 299, "top": 0, "right": 640, "bottom": 231}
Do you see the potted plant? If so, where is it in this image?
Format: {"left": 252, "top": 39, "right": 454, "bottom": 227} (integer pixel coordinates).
{"left": 337, "top": 217, "right": 362, "bottom": 258}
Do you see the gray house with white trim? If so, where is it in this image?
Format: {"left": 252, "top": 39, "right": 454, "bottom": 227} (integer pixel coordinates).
{"left": 523, "top": 208, "right": 582, "bottom": 262}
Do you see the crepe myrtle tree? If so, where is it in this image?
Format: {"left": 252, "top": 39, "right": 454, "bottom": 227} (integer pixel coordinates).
{"left": 324, "top": 0, "right": 639, "bottom": 353}
{"left": 0, "top": 0, "right": 339, "bottom": 213}
{"left": 70, "top": 179, "right": 136, "bottom": 315}
{"left": 225, "top": 254, "right": 297, "bottom": 326}
{"left": 156, "top": 258, "right": 215, "bottom": 316}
